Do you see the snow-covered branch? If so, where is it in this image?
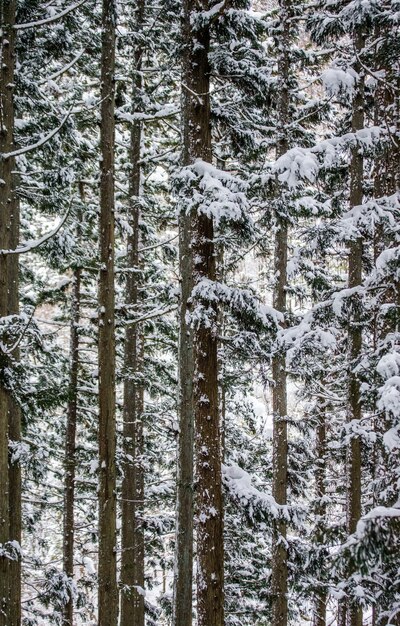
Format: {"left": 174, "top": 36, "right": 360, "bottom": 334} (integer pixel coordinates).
{"left": 0, "top": 207, "right": 71, "bottom": 256}
{"left": 1, "top": 110, "right": 71, "bottom": 160}
{"left": 14, "top": 0, "right": 88, "bottom": 30}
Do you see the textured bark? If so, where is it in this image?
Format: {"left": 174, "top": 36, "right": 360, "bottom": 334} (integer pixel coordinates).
{"left": 346, "top": 28, "right": 364, "bottom": 626}
{"left": 120, "top": 3, "right": 145, "bottom": 621}
{"left": 97, "top": 0, "right": 118, "bottom": 623}
{"left": 271, "top": 2, "right": 290, "bottom": 626}
{"left": 8, "top": 198, "right": 21, "bottom": 626}
{"left": 173, "top": 10, "right": 196, "bottom": 610}
{"left": 338, "top": 601, "right": 347, "bottom": 626}
{"left": 173, "top": 150, "right": 194, "bottom": 626}
{"left": 313, "top": 406, "right": 327, "bottom": 626}
{"left": 0, "top": 1, "right": 17, "bottom": 622}
{"left": 62, "top": 265, "right": 81, "bottom": 626}
{"left": 180, "top": 2, "right": 224, "bottom": 625}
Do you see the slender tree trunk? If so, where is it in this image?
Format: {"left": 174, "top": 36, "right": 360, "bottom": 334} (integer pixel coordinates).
{"left": 271, "top": 2, "right": 291, "bottom": 626}
{"left": 62, "top": 263, "right": 81, "bottom": 626}
{"left": 346, "top": 28, "right": 364, "bottom": 626}
{"left": 0, "top": 1, "right": 17, "bottom": 622}
{"left": 8, "top": 214, "right": 21, "bottom": 626}
{"left": 173, "top": 97, "right": 195, "bottom": 626}
{"left": 216, "top": 160, "right": 226, "bottom": 463}
{"left": 121, "top": 3, "right": 145, "bottom": 621}
{"left": 179, "top": 2, "right": 224, "bottom": 625}
{"left": 97, "top": 0, "right": 117, "bottom": 623}
{"left": 173, "top": 217, "right": 194, "bottom": 626}
{"left": 313, "top": 404, "right": 327, "bottom": 626}
{"left": 338, "top": 601, "right": 347, "bottom": 626}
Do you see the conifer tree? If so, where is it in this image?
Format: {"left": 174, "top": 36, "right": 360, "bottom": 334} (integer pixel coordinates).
{"left": 97, "top": 0, "right": 117, "bottom": 622}
{"left": 179, "top": 2, "right": 224, "bottom": 625}
{"left": 271, "top": 2, "right": 292, "bottom": 625}
{"left": 346, "top": 22, "right": 365, "bottom": 626}
{"left": 0, "top": 1, "right": 18, "bottom": 622}
{"left": 120, "top": 1, "right": 146, "bottom": 623}
{"left": 173, "top": 0, "right": 195, "bottom": 617}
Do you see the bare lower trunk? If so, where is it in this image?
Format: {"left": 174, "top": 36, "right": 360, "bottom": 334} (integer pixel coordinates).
{"left": 8, "top": 242, "right": 21, "bottom": 626}
{"left": 0, "top": 1, "right": 17, "bottom": 622}
{"left": 346, "top": 28, "right": 364, "bottom": 626}
{"left": 173, "top": 208, "right": 194, "bottom": 626}
{"left": 62, "top": 266, "right": 81, "bottom": 626}
{"left": 120, "top": 4, "right": 145, "bottom": 620}
{"left": 193, "top": 208, "right": 224, "bottom": 626}
{"left": 97, "top": 0, "right": 117, "bottom": 623}
{"left": 338, "top": 600, "right": 347, "bottom": 626}
{"left": 271, "top": 2, "right": 291, "bottom": 626}
{"left": 313, "top": 405, "right": 327, "bottom": 626}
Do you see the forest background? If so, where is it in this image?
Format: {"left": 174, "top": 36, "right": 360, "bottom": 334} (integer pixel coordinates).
{"left": 0, "top": 1, "right": 399, "bottom": 626}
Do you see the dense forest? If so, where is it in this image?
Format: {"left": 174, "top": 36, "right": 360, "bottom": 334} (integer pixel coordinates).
{"left": 0, "top": 0, "right": 399, "bottom": 625}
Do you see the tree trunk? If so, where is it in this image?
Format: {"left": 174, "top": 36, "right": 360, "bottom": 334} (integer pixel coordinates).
{"left": 346, "top": 27, "right": 364, "bottom": 626}
{"left": 0, "top": 1, "right": 17, "bottom": 622}
{"left": 338, "top": 600, "right": 347, "bottom": 626}
{"left": 62, "top": 263, "right": 81, "bottom": 626}
{"left": 120, "top": 2, "right": 145, "bottom": 621}
{"left": 180, "top": 2, "right": 224, "bottom": 625}
{"left": 271, "top": 2, "right": 291, "bottom": 626}
{"left": 313, "top": 404, "right": 327, "bottom": 626}
{"left": 173, "top": 94, "right": 195, "bottom": 626}
{"left": 173, "top": 216, "right": 194, "bottom": 626}
{"left": 97, "top": 0, "right": 117, "bottom": 623}
{"left": 8, "top": 214, "right": 21, "bottom": 626}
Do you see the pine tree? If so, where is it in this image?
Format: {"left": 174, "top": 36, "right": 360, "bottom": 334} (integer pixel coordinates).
{"left": 120, "top": 0, "right": 146, "bottom": 622}
{"left": 62, "top": 231, "right": 82, "bottom": 626}
{"left": 173, "top": 0, "right": 195, "bottom": 617}
{"left": 180, "top": 2, "right": 224, "bottom": 625}
{"left": 97, "top": 0, "right": 118, "bottom": 622}
{"left": 0, "top": 1, "right": 18, "bottom": 622}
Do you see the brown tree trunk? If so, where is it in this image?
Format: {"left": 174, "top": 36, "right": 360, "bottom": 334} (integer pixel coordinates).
{"left": 0, "top": 1, "right": 17, "bottom": 623}
{"left": 120, "top": 2, "right": 145, "bottom": 621}
{"left": 97, "top": 0, "right": 118, "bottom": 623}
{"left": 313, "top": 404, "right": 327, "bottom": 626}
{"left": 172, "top": 58, "right": 195, "bottom": 626}
{"left": 8, "top": 222, "right": 21, "bottom": 626}
{"left": 271, "top": 2, "right": 291, "bottom": 626}
{"left": 173, "top": 216, "right": 194, "bottom": 626}
{"left": 338, "top": 600, "right": 347, "bottom": 626}
{"left": 180, "top": 2, "right": 224, "bottom": 625}
{"left": 346, "top": 28, "right": 364, "bottom": 626}
{"left": 62, "top": 263, "right": 81, "bottom": 626}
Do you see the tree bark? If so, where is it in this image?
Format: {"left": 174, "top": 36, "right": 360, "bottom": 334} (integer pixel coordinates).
{"left": 271, "top": 2, "right": 291, "bottom": 626}
{"left": 7, "top": 186, "right": 21, "bottom": 626}
{"left": 173, "top": 88, "right": 195, "bottom": 626}
{"left": 173, "top": 215, "right": 194, "bottom": 626}
{"left": 173, "top": 2, "right": 208, "bottom": 625}
{"left": 120, "top": 2, "right": 145, "bottom": 622}
{"left": 313, "top": 404, "right": 327, "bottom": 626}
{"left": 97, "top": 0, "right": 117, "bottom": 623}
{"left": 62, "top": 263, "right": 81, "bottom": 626}
{"left": 0, "top": 1, "right": 17, "bottom": 622}
{"left": 346, "top": 27, "right": 364, "bottom": 626}
{"left": 180, "top": 2, "right": 224, "bottom": 625}
{"left": 7, "top": 217, "right": 21, "bottom": 626}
